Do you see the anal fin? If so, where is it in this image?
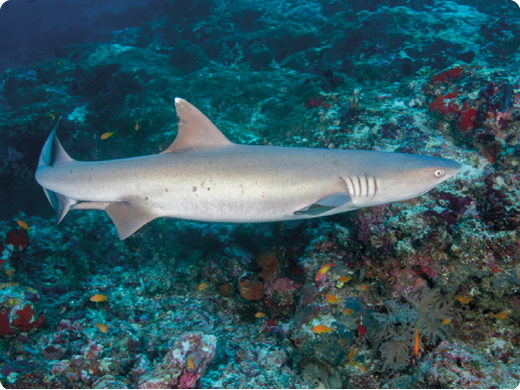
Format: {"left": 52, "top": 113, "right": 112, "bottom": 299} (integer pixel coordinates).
{"left": 294, "top": 193, "right": 351, "bottom": 216}
{"left": 105, "top": 202, "right": 156, "bottom": 240}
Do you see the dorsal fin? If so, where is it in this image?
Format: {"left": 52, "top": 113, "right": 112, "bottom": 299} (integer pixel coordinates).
{"left": 161, "top": 98, "right": 233, "bottom": 153}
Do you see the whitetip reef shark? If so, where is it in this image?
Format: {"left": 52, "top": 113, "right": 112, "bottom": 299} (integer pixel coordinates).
{"left": 35, "top": 98, "right": 461, "bottom": 239}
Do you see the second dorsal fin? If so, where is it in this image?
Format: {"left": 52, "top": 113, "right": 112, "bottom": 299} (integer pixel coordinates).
{"left": 161, "top": 98, "right": 233, "bottom": 153}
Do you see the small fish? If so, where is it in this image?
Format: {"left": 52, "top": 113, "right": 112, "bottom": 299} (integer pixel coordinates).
{"left": 343, "top": 308, "right": 353, "bottom": 315}
{"left": 349, "top": 348, "right": 356, "bottom": 367}
{"left": 100, "top": 132, "right": 114, "bottom": 140}
{"left": 259, "top": 322, "right": 266, "bottom": 333}
{"left": 16, "top": 220, "right": 30, "bottom": 231}
{"left": 360, "top": 284, "right": 369, "bottom": 291}
{"left": 357, "top": 364, "right": 366, "bottom": 373}
{"left": 6, "top": 269, "right": 14, "bottom": 277}
{"left": 255, "top": 312, "right": 266, "bottom": 318}
{"left": 489, "top": 312, "right": 508, "bottom": 319}
{"left": 55, "top": 58, "right": 61, "bottom": 67}
{"left": 187, "top": 357, "right": 195, "bottom": 370}
{"left": 414, "top": 321, "right": 420, "bottom": 355}
{"left": 456, "top": 295, "right": 472, "bottom": 304}
{"left": 48, "top": 112, "right": 56, "bottom": 121}
{"left": 90, "top": 294, "right": 108, "bottom": 302}
{"left": 95, "top": 323, "right": 108, "bottom": 333}
{"left": 441, "top": 318, "right": 451, "bottom": 325}
{"left": 315, "top": 261, "right": 337, "bottom": 281}
{"left": 325, "top": 294, "right": 339, "bottom": 303}
{"left": 338, "top": 276, "right": 352, "bottom": 283}
{"left": 312, "top": 325, "right": 333, "bottom": 334}
{"left": 198, "top": 282, "right": 207, "bottom": 291}
{"left": 135, "top": 121, "right": 140, "bottom": 131}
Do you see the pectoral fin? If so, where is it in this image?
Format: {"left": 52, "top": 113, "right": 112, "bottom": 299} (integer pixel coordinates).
{"left": 294, "top": 193, "right": 351, "bottom": 216}
{"left": 105, "top": 202, "right": 156, "bottom": 240}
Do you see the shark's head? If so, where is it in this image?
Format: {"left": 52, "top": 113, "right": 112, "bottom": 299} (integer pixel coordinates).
{"left": 374, "top": 153, "right": 461, "bottom": 203}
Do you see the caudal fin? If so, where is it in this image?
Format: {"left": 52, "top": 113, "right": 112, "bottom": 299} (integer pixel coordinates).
{"left": 36, "top": 117, "right": 77, "bottom": 223}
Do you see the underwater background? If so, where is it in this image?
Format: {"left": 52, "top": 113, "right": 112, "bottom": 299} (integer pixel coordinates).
{"left": 1, "top": 0, "right": 520, "bottom": 388}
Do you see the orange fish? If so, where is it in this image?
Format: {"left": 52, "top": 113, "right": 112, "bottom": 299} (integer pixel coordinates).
{"left": 90, "top": 294, "right": 108, "bottom": 302}
{"left": 55, "top": 58, "right": 61, "bottom": 67}
{"left": 338, "top": 276, "right": 352, "bottom": 283}
{"left": 100, "top": 132, "right": 113, "bottom": 140}
{"left": 325, "top": 294, "right": 339, "bottom": 303}
{"left": 95, "top": 323, "right": 108, "bottom": 333}
{"left": 315, "top": 261, "right": 337, "bottom": 281}
{"left": 441, "top": 318, "right": 451, "bottom": 325}
{"left": 414, "top": 321, "right": 420, "bottom": 355}
{"left": 135, "top": 121, "right": 140, "bottom": 131}
{"left": 349, "top": 348, "right": 356, "bottom": 367}
{"left": 198, "top": 283, "right": 207, "bottom": 291}
{"left": 255, "top": 312, "right": 266, "bottom": 318}
{"left": 6, "top": 269, "right": 15, "bottom": 279}
{"left": 48, "top": 112, "right": 56, "bottom": 121}
{"left": 16, "top": 220, "right": 30, "bottom": 231}
{"left": 343, "top": 308, "right": 353, "bottom": 315}
{"left": 187, "top": 357, "right": 195, "bottom": 370}
{"left": 357, "top": 364, "right": 366, "bottom": 373}
{"left": 360, "top": 285, "right": 369, "bottom": 291}
{"left": 456, "top": 295, "right": 472, "bottom": 304}
{"left": 312, "top": 325, "right": 333, "bottom": 334}
{"left": 489, "top": 312, "right": 507, "bottom": 319}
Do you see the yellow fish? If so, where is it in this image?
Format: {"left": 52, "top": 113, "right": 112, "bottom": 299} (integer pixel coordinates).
{"left": 95, "top": 323, "right": 108, "bottom": 333}
{"left": 198, "top": 283, "right": 207, "bottom": 291}
{"left": 325, "top": 294, "right": 339, "bottom": 303}
{"left": 16, "top": 220, "right": 30, "bottom": 231}
{"left": 489, "top": 312, "right": 507, "bottom": 319}
{"left": 6, "top": 269, "right": 15, "bottom": 277}
{"left": 456, "top": 295, "right": 472, "bottom": 304}
{"left": 338, "top": 276, "right": 352, "bottom": 283}
{"left": 48, "top": 112, "right": 56, "bottom": 121}
{"left": 255, "top": 312, "right": 266, "bottom": 318}
{"left": 100, "top": 132, "right": 114, "bottom": 140}
{"left": 315, "top": 261, "right": 337, "bottom": 281}
{"left": 90, "top": 294, "right": 108, "bottom": 302}
{"left": 187, "top": 357, "right": 195, "bottom": 370}
{"left": 441, "top": 318, "right": 451, "bottom": 325}
{"left": 414, "top": 321, "right": 420, "bottom": 355}
{"left": 343, "top": 308, "right": 353, "bottom": 315}
{"left": 311, "top": 325, "right": 333, "bottom": 334}
{"left": 349, "top": 348, "right": 356, "bottom": 367}
{"left": 135, "top": 121, "right": 140, "bottom": 131}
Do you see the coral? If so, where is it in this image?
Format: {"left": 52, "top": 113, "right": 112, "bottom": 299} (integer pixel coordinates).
{"left": 10, "top": 304, "right": 45, "bottom": 332}
{"left": 138, "top": 332, "right": 217, "bottom": 389}
{"left": 239, "top": 280, "right": 264, "bottom": 301}
{"left": 0, "top": 308, "right": 14, "bottom": 337}
{"left": 218, "top": 283, "right": 232, "bottom": 297}
{"left": 256, "top": 251, "right": 279, "bottom": 280}
{"left": 369, "top": 288, "right": 459, "bottom": 371}
{"left": 5, "top": 229, "right": 28, "bottom": 250}
{"left": 431, "top": 66, "right": 466, "bottom": 83}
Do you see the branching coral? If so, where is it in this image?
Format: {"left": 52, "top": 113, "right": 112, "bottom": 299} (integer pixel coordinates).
{"left": 369, "top": 288, "right": 459, "bottom": 371}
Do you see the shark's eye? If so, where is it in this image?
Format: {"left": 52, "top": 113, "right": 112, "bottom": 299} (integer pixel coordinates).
{"left": 434, "top": 169, "right": 445, "bottom": 177}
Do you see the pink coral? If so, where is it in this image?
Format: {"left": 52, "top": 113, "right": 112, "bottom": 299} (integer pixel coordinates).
{"left": 267, "top": 277, "right": 302, "bottom": 294}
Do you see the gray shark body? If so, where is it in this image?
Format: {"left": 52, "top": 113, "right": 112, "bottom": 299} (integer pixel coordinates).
{"left": 35, "top": 98, "right": 461, "bottom": 239}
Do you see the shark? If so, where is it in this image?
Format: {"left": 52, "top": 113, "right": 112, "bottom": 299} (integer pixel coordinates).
{"left": 35, "top": 98, "right": 461, "bottom": 239}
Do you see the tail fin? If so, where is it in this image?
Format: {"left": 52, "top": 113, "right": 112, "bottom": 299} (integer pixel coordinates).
{"left": 37, "top": 117, "right": 77, "bottom": 223}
